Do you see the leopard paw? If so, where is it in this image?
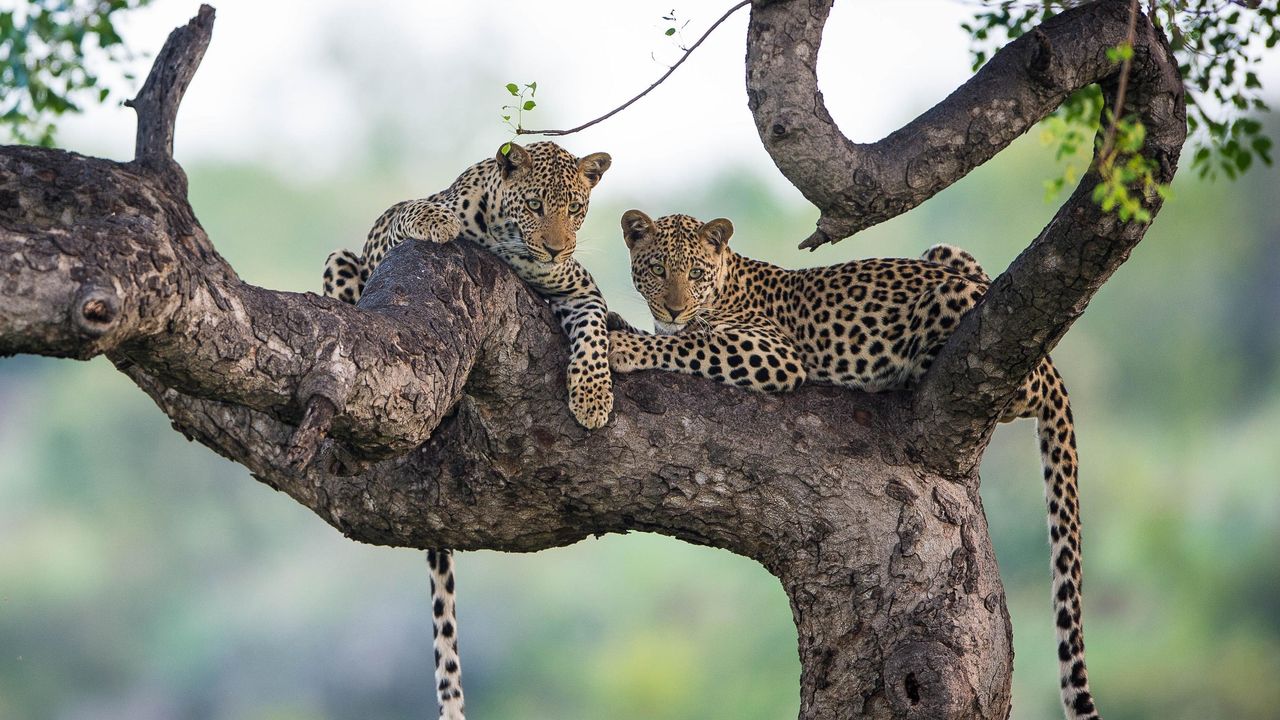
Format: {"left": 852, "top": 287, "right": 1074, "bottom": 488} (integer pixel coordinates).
{"left": 421, "top": 214, "right": 462, "bottom": 244}
{"left": 568, "top": 374, "right": 614, "bottom": 430}
{"left": 403, "top": 204, "right": 463, "bottom": 244}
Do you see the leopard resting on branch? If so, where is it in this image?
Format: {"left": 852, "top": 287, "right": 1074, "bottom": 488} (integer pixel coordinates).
{"left": 607, "top": 210, "right": 1101, "bottom": 720}
{"left": 322, "top": 141, "right": 612, "bottom": 720}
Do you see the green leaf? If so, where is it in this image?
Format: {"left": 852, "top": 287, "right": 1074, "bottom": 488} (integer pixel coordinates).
{"left": 522, "top": 100, "right": 536, "bottom": 111}
{"left": 1253, "top": 136, "right": 1273, "bottom": 165}
{"left": 1105, "top": 42, "right": 1133, "bottom": 63}
{"left": 505, "top": 83, "right": 519, "bottom": 96}
{"left": 665, "top": 27, "right": 675, "bottom": 36}
{"left": 500, "top": 142, "right": 512, "bottom": 155}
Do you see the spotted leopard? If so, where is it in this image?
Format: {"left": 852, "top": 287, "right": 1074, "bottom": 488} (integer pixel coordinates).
{"left": 608, "top": 210, "right": 1100, "bottom": 720}
{"left": 322, "top": 142, "right": 613, "bottom": 720}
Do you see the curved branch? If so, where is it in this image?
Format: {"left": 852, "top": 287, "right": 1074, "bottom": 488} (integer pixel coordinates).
{"left": 745, "top": 0, "right": 1166, "bottom": 250}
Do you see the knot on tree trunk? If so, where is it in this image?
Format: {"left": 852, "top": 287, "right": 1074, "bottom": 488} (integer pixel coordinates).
{"left": 884, "top": 641, "right": 977, "bottom": 719}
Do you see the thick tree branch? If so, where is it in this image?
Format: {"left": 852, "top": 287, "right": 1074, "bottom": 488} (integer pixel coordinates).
{"left": 0, "top": 147, "right": 517, "bottom": 462}
{"left": 0, "top": 139, "right": 1014, "bottom": 717}
{"left": 744, "top": 0, "right": 1184, "bottom": 469}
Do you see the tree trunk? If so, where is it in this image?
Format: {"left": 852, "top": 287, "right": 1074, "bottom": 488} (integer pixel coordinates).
{"left": 0, "top": 1, "right": 1184, "bottom": 717}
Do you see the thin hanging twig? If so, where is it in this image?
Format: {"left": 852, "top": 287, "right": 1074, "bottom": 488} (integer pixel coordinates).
{"left": 1097, "top": 0, "right": 1142, "bottom": 166}
{"left": 517, "top": 0, "right": 751, "bottom": 137}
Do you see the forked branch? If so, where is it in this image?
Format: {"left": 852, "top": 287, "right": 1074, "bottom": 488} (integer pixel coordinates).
{"left": 906, "top": 2, "right": 1185, "bottom": 470}
{"left": 745, "top": 0, "right": 1176, "bottom": 250}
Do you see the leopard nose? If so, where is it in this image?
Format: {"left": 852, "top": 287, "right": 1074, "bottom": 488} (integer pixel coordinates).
{"left": 664, "top": 304, "right": 685, "bottom": 319}
{"left": 551, "top": 247, "right": 572, "bottom": 263}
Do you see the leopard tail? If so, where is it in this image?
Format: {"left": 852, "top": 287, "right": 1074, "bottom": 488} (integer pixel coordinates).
{"left": 427, "top": 549, "right": 465, "bottom": 720}
{"left": 1037, "top": 368, "right": 1101, "bottom": 720}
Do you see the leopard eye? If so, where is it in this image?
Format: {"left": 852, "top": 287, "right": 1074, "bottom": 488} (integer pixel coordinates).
{"left": 649, "top": 264, "right": 666, "bottom": 277}
{"left": 688, "top": 267, "right": 705, "bottom": 280}
{"left": 567, "top": 201, "right": 583, "bottom": 214}
{"left": 525, "top": 198, "right": 543, "bottom": 212}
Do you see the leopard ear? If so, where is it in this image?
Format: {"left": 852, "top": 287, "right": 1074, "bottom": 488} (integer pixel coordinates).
{"left": 621, "top": 209, "right": 656, "bottom": 249}
{"left": 577, "top": 152, "right": 612, "bottom": 188}
{"left": 497, "top": 142, "right": 533, "bottom": 179}
{"left": 698, "top": 218, "right": 734, "bottom": 250}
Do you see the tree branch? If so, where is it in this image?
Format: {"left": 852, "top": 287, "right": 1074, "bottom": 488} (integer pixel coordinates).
{"left": 0, "top": 146, "right": 528, "bottom": 463}
{"left": 745, "top": 0, "right": 1170, "bottom": 250}
{"left": 124, "top": 3, "right": 214, "bottom": 175}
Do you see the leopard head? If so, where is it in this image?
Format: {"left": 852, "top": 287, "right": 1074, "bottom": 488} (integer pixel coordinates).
{"left": 620, "top": 210, "right": 733, "bottom": 333}
{"left": 494, "top": 141, "right": 611, "bottom": 263}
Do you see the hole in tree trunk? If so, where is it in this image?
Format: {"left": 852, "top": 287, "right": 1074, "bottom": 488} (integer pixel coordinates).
{"left": 904, "top": 672, "right": 921, "bottom": 704}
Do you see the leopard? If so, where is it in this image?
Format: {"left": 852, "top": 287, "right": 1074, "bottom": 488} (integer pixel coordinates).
{"left": 607, "top": 210, "right": 1101, "bottom": 720}
{"left": 321, "top": 141, "right": 612, "bottom": 720}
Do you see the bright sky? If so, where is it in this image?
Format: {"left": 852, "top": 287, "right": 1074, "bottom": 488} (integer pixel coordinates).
{"left": 61, "top": 0, "right": 984, "bottom": 195}
{"left": 57, "top": 0, "right": 1280, "bottom": 200}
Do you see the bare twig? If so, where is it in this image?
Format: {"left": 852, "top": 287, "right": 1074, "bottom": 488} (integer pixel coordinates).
{"left": 517, "top": 0, "right": 749, "bottom": 137}
{"left": 125, "top": 4, "right": 215, "bottom": 168}
{"left": 1097, "top": 0, "right": 1142, "bottom": 170}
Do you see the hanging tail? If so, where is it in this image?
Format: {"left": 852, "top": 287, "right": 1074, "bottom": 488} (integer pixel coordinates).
{"left": 427, "top": 548, "right": 465, "bottom": 720}
{"left": 1035, "top": 366, "right": 1100, "bottom": 720}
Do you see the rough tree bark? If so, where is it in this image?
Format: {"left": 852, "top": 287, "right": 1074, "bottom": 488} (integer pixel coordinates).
{"left": 0, "top": 2, "right": 1183, "bottom": 718}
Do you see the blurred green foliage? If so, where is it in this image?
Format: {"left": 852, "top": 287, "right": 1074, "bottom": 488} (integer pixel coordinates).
{"left": 0, "top": 0, "right": 151, "bottom": 145}
{"left": 2, "top": 112, "right": 1278, "bottom": 719}
{"left": 963, "top": 0, "right": 1279, "bottom": 182}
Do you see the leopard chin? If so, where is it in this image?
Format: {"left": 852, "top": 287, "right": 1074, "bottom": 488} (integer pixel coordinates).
{"left": 654, "top": 320, "right": 686, "bottom": 335}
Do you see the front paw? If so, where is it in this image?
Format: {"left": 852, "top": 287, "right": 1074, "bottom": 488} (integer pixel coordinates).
{"left": 569, "top": 375, "right": 613, "bottom": 430}
{"left": 424, "top": 215, "right": 463, "bottom": 244}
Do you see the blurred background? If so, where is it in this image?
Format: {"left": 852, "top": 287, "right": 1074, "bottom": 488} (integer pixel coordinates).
{"left": 2, "top": 1, "right": 1278, "bottom": 719}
